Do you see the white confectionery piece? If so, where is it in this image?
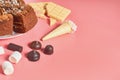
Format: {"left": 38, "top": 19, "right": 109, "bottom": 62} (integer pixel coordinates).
{"left": 2, "top": 61, "right": 14, "bottom": 75}
{"left": 9, "top": 51, "right": 22, "bottom": 64}
{"left": 68, "top": 20, "right": 77, "bottom": 32}
{"left": 0, "top": 46, "right": 5, "bottom": 55}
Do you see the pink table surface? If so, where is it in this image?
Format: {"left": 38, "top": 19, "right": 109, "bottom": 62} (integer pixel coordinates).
{"left": 0, "top": 0, "right": 120, "bottom": 80}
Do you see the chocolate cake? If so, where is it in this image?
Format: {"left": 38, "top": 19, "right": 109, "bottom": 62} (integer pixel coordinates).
{"left": 0, "top": 14, "right": 13, "bottom": 36}
{"left": 0, "top": 0, "right": 37, "bottom": 36}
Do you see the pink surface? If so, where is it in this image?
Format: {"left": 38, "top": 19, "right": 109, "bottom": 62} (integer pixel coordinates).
{"left": 0, "top": 0, "right": 120, "bottom": 80}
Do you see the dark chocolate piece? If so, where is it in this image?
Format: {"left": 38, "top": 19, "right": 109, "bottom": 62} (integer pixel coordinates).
{"left": 43, "top": 45, "right": 54, "bottom": 55}
{"left": 7, "top": 43, "right": 23, "bottom": 52}
{"left": 27, "top": 50, "right": 40, "bottom": 62}
{"left": 29, "top": 41, "right": 42, "bottom": 50}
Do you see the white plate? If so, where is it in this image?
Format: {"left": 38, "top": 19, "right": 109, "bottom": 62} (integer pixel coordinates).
{"left": 0, "top": 32, "right": 23, "bottom": 39}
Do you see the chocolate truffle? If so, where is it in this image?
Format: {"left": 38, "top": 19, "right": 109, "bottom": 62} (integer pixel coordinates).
{"left": 27, "top": 50, "right": 40, "bottom": 62}
{"left": 43, "top": 45, "right": 54, "bottom": 55}
{"left": 29, "top": 41, "right": 42, "bottom": 50}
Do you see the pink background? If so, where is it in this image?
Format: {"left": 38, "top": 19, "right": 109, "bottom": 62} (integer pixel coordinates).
{"left": 0, "top": 0, "right": 120, "bottom": 80}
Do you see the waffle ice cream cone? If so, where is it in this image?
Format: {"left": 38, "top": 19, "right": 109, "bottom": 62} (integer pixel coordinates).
{"left": 42, "top": 20, "right": 77, "bottom": 41}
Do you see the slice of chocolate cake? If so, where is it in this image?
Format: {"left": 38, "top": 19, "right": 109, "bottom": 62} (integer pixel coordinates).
{"left": 13, "top": 5, "right": 38, "bottom": 33}
{"left": 0, "top": 0, "right": 38, "bottom": 36}
{"left": 0, "top": 7, "right": 13, "bottom": 36}
{"left": 0, "top": 14, "right": 13, "bottom": 36}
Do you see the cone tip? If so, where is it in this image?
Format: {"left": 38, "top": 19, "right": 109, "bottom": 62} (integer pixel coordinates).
{"left": 41, "top": 36, "right": 49, "bottom": 41}
{"left": 41, "top": 37, "right": 45, "bottom": 41}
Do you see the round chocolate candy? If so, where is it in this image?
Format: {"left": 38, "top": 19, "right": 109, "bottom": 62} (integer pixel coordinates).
{"left": 43, "top": 45, "right": 54, "bottom": 55}
{"left": 27, "top": 50, "right": 40, "bottom": 62}
{"left": 29, "top": 41, "right": 42, "bottom": 50}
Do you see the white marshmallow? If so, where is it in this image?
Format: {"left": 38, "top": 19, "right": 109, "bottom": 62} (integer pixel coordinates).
{"left": 2, "top": 61, "right": 14, "bottom": 75}
{"left": 0, "top": 46, "right": 5, "bottom": 55}
{"left": 9, "top": 51, "right": 22, "bottom": 64}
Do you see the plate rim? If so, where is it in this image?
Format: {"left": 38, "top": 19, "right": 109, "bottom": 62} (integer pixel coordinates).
{"left": 0, "top": 32, "right": 24, "bottom": 39}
